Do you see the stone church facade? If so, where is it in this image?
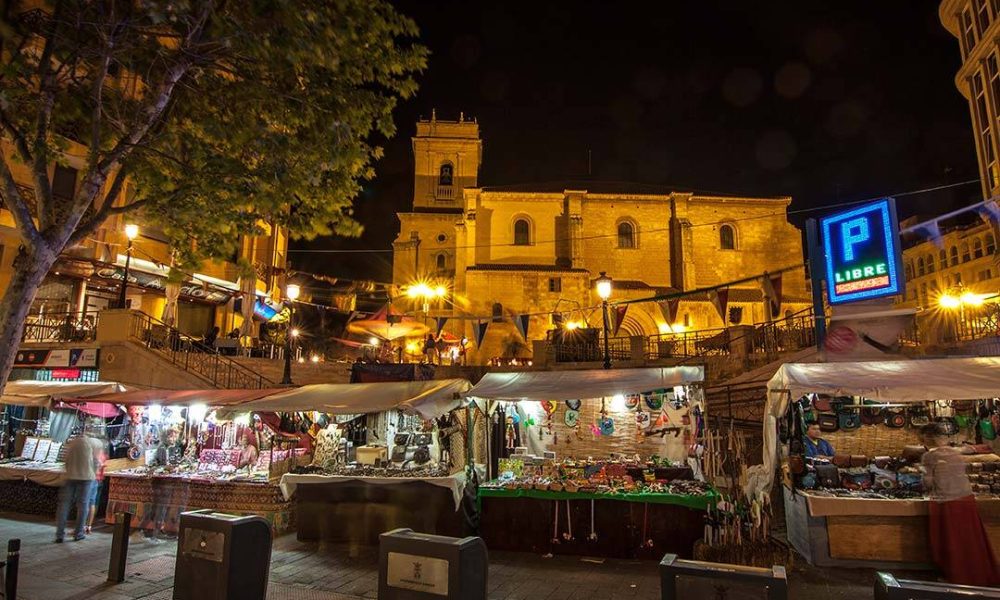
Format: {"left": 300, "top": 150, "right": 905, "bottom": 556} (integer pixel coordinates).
{"left": 392, "top": 114, "right": 810, "bottom": 364}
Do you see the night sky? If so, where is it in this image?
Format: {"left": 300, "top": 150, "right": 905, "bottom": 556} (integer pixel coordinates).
{"left": 291, "top": 1, "right": 981, "bottom": 283}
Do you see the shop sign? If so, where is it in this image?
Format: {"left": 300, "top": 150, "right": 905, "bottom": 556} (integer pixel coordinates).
{"left": 14, "top": 348, "right": 98, "bottom": 368}
{"left": 94, "top": 265, "right": 233, "bottom": 304}
{"left": 386, "top": 552, "right": 449, "bottom": 596}
{"left": 50, "top": 368, "right": 81, "bottom": 379}
{"left": 820, "top": 198, "right": 903, "bottom": 304}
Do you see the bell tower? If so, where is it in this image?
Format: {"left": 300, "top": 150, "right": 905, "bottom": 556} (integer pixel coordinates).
{"left": 411, "top": 110, "right": 482, "bottom": 209}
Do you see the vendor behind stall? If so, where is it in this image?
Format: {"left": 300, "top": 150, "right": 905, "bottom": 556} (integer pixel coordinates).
{"left": 803, "top": 421, "right": 834, "bottom": 459}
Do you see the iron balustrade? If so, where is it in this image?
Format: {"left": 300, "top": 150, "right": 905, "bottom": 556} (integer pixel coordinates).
{"left": 21, "top": 310, "right": 100, "bottom": 343}
{"left": 126, "top": 311, "right": 275, "bottom": 389}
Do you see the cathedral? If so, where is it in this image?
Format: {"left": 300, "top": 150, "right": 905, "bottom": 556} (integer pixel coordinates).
{"left": 392, "top": 113, "right": 810, "bottom": 364}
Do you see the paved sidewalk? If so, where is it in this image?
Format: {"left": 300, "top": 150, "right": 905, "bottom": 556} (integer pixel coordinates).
{"left": 0, "top": 512, "right": 926, "bottom": 599}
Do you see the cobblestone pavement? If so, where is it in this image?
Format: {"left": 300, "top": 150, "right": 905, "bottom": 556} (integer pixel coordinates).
{"left": 1, "top": 512, "right": 926, "bottom": 599}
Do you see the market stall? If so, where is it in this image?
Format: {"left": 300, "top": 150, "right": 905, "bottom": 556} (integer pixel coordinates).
{"left": 85, "top": 387, "right": 301, "bottom": 533}
{"left": 217, "top": 378, "right": 476, "bottom": 543}
{"left": 750, "top": 357, "right": 1000, "bottom": 568}
{"left": 467, "top": 366, "right": 719, "bottom": 559}
{"left": 0, "top": 381, "right": 131, "bottom": 515}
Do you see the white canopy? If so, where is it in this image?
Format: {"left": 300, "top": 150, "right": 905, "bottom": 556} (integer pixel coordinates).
{"left": 0, "top": 381, "right": 131, "bottom": 408}
{"left": 466, "top": 366, "right": 704, "bottom": 402}
{"left": 746, "top": 357, "right": 1000, "bottom": 499}
{"left": 216, "top": 378, "right": 472, "bottom": 420}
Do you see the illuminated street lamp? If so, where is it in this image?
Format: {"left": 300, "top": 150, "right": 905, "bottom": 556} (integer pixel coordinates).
{"left": 281, "top": 283, "right": 300, "bottom": 385}
{"left": 116, "top": 224, "right": 139, "bottom": 308}
{"left": 595, "top": 271, "right": 613, "bottom": 369}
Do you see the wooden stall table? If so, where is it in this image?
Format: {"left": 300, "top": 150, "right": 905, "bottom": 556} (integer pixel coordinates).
{"left": 478, "top": 487, "right": 717, "bottom": 560}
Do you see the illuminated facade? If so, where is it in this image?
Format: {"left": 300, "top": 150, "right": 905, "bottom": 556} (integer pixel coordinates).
{"left": 392, "top": 114, "right": 810, "bottom": 363}
{"left": 898, "top": 218, "right": 998, "bottom": 309}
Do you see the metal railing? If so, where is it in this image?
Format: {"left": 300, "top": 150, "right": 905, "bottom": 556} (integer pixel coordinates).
{"left": 21, "top": 310, "right": 100, "bottom": 343}
{"left": 435, "top": 185, "right": 454, "bottom": 200}
{"left": 127, "top": 311, "right": 275, "bottom": 389}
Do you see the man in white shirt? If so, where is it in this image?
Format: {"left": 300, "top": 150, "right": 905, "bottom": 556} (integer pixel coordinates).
{"left": 55, "top": 431, "right": 103, "bottom": 542}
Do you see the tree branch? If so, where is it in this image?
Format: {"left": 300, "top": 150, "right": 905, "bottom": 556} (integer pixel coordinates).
{"left": 31, "top": 0, "right": 65, "bottom": 232}
{"left": 66, "top": 165, "right": 135, "bottom": 247}
{"left": 0, "top": 156, "right": 41, "bottom": 247}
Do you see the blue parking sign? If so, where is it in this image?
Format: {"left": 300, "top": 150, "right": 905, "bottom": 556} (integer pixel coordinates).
{"left": 820, "top": 198, "right": 904, "bottom": 304}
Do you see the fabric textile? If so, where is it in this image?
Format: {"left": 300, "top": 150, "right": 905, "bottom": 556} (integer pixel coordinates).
{"left": 929, "top": 495, "right": 1000, "bottom": 586}
{"left": 56, "top": 479, "right": 95, "bottom": 540}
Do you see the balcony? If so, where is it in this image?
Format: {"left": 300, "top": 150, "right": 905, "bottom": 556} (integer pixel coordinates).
{"left": 435, "top": 185, "right": 454, "bottom": 201}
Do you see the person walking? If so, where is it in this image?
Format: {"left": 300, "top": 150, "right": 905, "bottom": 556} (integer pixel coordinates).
{"left": 423, "top": 333, "right": 438, "bottom": 365}
{"left": 55, "top": 429, "right": 102, "bottom": 542}
{"left": 920, "top": 424, "right": 1000, "bottom": 586}
{"left": 83, "top": 431, "right": 108, "bottom": 535}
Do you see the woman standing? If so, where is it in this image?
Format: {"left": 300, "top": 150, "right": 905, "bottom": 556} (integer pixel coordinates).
{"left": 920, "top": 424, "right": 999, "bottom": 586}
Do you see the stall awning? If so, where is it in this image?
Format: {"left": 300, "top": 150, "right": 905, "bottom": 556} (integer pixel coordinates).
{"left": 84, "top": 388, "right": 287, "bottom": 407}
{"left": 217, "top": 378, "right": 472, "bottom": 420}
{"left": 0, "top": 381, "right": 130, "bottom": 407}
{"left": 466, "top": 367, "right": 704, "bottom": 402}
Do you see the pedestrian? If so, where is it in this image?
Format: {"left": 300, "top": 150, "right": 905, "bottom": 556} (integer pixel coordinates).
{"left": 84, "top": 429, "right": 108, "bottom": 535}
{"left": 423, "top": 333, "right": 437, "bottom": 364}
{"left": 920, "top": 424, "right": 1000, "bottom": 586}
{"left": 138, "top": 429, "right": 177, "bottom": 543}
{"left": 55, "top": 428, "right": 103, "bottom": 542}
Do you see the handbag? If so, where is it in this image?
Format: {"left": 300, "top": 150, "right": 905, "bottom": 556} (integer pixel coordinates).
{"left": 849, "top": 455, "right": 868, "bottom": 468}
{"left": 902, "top": 445, "right": 927, "bottom": 463}
{"left": 907, "top": 406, "right": 930, "bottom": 428}
{"left": 981, "top": 418, "right": 997, "bottom": 441}
{"left": 788, "top": 455, "right": 805, "bottom": 475}
{"left": 813, "top": 396, "right": 833, "bottom": 412}
{"left": 838, "top": 411, "right": 861, "bottom": 430}
{"left": 818, "top": 414, "right": 839, "bottom": 432}
{"left": 816, "top": 463, "right": 840, "bottom": 488}
{"left": 832, "top": 454, "right": 851, "bottom": 468}
{"left": 935, "top": 418, "right": 959, "bottom": 436}
{"left": 884, "top": 408, "right": 906, "bottom": 428}
{"left": 861, "top": 406, "right": 885, "bottom": 426}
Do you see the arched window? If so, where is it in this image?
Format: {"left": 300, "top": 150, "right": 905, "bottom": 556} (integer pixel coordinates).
{"left": 617, "top": 221, "right": 636, "bottom": 249}
{"left": 719, "top": 224, "right": 736, "bottom": 250}
{"left": 939, "top": 249, "right": 948, "bottom": 270}
{"left": 987, "top": 233, "right": 996, "bottom": 254}
{"left": 438, "top": 162, "right": 453, "bottom": 186}
{"left": 950, "top": 246, "right": 959, "bottom": 266}
{"left": 904, "top": 263, "right": 913, "bottom": 280}
{"left": 961, "top": 242, "right": 971, "bottom": 262}
{"left": 513, "top": 218, "right": 531, "bottom": 246}
{"left": 974, "top": 238, "right": 984, "bottom": 259}
{"left": 491, "top": 302, "right": 504, "bottom": 323}
{"left": 926, "top": 254, "right": 935, "bottom": 273}
{"left": 435, "top": 253, "right": 447, "bottom": 271}
{"left": 916, "top": 257, "right": 925, "bottom": 277}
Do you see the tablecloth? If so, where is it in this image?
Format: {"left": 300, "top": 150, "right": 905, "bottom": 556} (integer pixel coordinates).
{"left": 279, "top": 471, "right": 468, "bottom": 509}
{"left": 0, "top": 462, "right": 65, "bottom": 487}
{"left": 477, "top": 487, "right": 718, "bottom": 511}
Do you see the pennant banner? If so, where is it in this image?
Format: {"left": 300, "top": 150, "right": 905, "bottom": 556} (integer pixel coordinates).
{"left": 709, "top": 288, "right": 729, "bottom": 325}
{"left": 656, "top": 298, "right": 680, "bottom": 327}
{"left": 914, "top": 219, "right": 945, "bottom": 250}
{"left": 512, "top": 314, "right": 530, "bottom": 340}
{"left": 761, "top": 273, "right": 783, "bottom": 320}
{"left": 473, "top": 320, "right": 489, "bottom": 347}
{"left": 976, "top": 200, "right": 1000, "bottom": 224}
{"left": 612, "top": 304, "right": 629, "bottom": 337}
{"left": 435, "top": 317, "right": 448, "bottom": 337}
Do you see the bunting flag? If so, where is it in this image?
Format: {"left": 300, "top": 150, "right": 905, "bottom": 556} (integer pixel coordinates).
{"left": 512, "top": 314, "right": 530, "bottom": 340}
{"left": 656, "top": 298, "right": 680, "bottom": 327}
{"left": 708, "top": 288, "right": 729, "bottom": 325}
{"left": 612, "top": 304, "right": 629, "bottom": 337}
{"left": 976, "top": 200, "right": 1000, "bottom": 224}
{"left": 473, "top": 320, "right": 489, "bottom": 347}
{"left": 435, "top": 317, "right": 449, "bottom": 337}
{"left": 761, "top": 272, "right": 783, "bottom": 320}
{"left": 912, "top": 219, "right": 945, "bottom": 250}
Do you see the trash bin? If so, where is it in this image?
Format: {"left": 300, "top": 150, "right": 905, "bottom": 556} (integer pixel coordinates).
{"left": 875, "top": 572, "right": 1000, "bottom": 599}
{"left": 173, "top": 510, "right": 272, "bottom": 600}
{"left": 660, "top": 554, "right": 787, "bottom": 600}
{"left": 378, "top": 528, "right": 488, "bottom": 599}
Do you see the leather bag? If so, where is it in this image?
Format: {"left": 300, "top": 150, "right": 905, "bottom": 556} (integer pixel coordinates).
{"left": 884, "top": 408, "right": 906, "bottom": 428}
{"left": 908, "top": 406, "right": 930, "bottom": 428}
{"left": 849, "top": 455, "right": 868, "bottom": 468}
{"left": 861, "top": 406, "right": 885, "bottom": 426}
{"left": 838, "top": 411, "right": 861, "bottom": 430}
{"left": 816, "top": 463, "right": 840, "bottom": 488}
{"left": 902, "top": 445, "right": 927, "bottom": 463}
{"left": 813, "top": 396, "right": 833, "bottom": 412}
{"left": 832, "top": 455, "right": 851, "bottom": 468}
{"left": 818, "top": 414, "right": 839, "bottom": 432}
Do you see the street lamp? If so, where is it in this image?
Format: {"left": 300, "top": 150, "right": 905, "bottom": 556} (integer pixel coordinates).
{"left": 281, "top": 283, "right": 300, "bottom": 385}
{"left": 116, "top": 224, "right": 139, "bottom": 309}
{"left": 595, "top": 271, "right": 613, "bottom": 369}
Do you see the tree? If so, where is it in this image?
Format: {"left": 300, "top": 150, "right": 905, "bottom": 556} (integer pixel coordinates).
{"left": 0, "top": 1, "right": 426, "bottom": 387}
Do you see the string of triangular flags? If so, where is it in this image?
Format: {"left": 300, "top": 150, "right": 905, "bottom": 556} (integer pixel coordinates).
{"left": 900, "top": 198, "right": 1000, "bottom": 250}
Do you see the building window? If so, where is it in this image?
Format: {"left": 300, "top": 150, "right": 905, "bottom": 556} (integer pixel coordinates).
{"left": 989, "top": 53, "right": 1000, "bottom": 118}
{"left": 962, "top": 242, "right": 972, "bottom": 262}
{"left": 975, "top": 238, "right": 985, "bottom": 259}
{"left": 51, "top": 165, "right": 78, "bottom": 200}
{"left": 683, "top": 313, "right": 691, "bottom": 327}
{"left": 973, "top": 72, "right": 1000, "bottom": 188}
{"left": 988, "top": 233, "right": 997, "bottom": 254}
{"left": 954, "top": 272, "right": 963, "bottom": 285}
{"left": 513, "top": 218, "right": 531, "bottom": 246}
{"left": 916, "top": 257, "right": 925, "bottom": 277}
{"left": 980, "top": 268, "right": 994, "bottom": 281}
{"left": 977, "top": 0, "right": 992, "bottom": 34}
{"left": 904, "top": 262, "right": 914, "bottom": 280}
{"left": 950, "top": 246, "right": 959, "bottom": 266}
{"left": 548, "top": 277, "right": 562, "bottom": 293}
{"left": 963, "top": 7, "right": 978, "bottom": 55}
{"left": 920, "top": 283, "right": 927, "bottom": 305}
{"left": 939, "top": 249, "right": 948, "bottom": 270}
{"left": 491, "top": 302, "right": 504, "bottom": 323}
{"left": 617, "top": 221, "right": 637, "bottom": 249}
{"left": 435, "top": 253, "right": 447, "bottom": 271}
{"left": 436, "top": 233, "right": 447, "bottom": 243}
{"left": 926, "top": 253, "right": 935, "bottom": 273}
{"left": 438, "top": 162, "right": 453, "bottom": 186}
{"left": 719, "top": 224, "right": 736, "bottom": 250}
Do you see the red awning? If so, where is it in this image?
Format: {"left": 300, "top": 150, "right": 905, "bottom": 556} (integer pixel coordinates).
{"left": 53, "top": 401, "right": 123, "bottom": 418}
{"left": 84, "top": 388, "right": 287, "bottom": 407}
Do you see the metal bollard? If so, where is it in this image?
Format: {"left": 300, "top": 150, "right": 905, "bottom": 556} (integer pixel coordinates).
{"left": 107, "top": 512, "right": 133, "bottom": 583}
{"left": 4, "top": 539, "right": 19, "bottom": 600}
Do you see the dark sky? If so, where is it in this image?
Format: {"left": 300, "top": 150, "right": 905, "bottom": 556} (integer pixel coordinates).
{"left": 291, "top": 0, "right": 981, "bottom": 283}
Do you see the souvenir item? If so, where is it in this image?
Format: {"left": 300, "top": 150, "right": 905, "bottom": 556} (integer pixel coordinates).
{"left": 624, "top": 395, "right": 639, "bottom": 411}
{"left": 816, "top": 463, "right": 840, "bottom": 487}
{"left": 981, "top": 418, "right": 997, "bottom": 441}
{"left": 635, "top": 410, "right": 651, "bottom": 430}
{"left": 902, "top": 445, "right": 927, "bottom": 463}
{"left": 838, "top": 412, "right": 861, "bottom": 430}
{"left": 832, "top": 455, "right": 851, "bottom": 468}
{"left": 908, "top": 406, "right": 930, "bottom": 428}
{"left": 849, "top": 455, "right": 868, "bottom": 468}
{"left": 565, "top": 399, "right": 581, "bottom": 411}
{"left": 812, "top": 396, "right": 833, "bottom": 412}
{"left": 817, "top": 414, "right": 839, "bottom": 432}
{"left": 644, "top": 394, "right": 663, "bottom": 411}
{"left": 861, "top": 406, "right": 885, "bottom": 426}
{"left": 788, "top": 454, "right": 805, "bottom": 475}
{"left": 935, "top": 418, "right": 959, "bottom": 436}
{"left": 541, "top": 401, "right": 558, "bottom": 415}
{"left": 564, "top": 409, "right": 580, "bottom": 428}
{"left": 598, "top": 416, "right": 615, "bottom": 436}
{"left": 884, "top": 408, "right": 906, "bottom": 428}
{"left": 506, "top": 416, "right": 516, "bottom": 449}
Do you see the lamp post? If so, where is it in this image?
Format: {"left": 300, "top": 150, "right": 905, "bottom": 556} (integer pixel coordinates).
{"left": 116, "top": 224, "right": 139, "bottom": 309}
{"left": 595, "top": 271, "right": 613, "bottom": 369}
{"left": 281, "top": 283, "right": 300, "bottom": 385}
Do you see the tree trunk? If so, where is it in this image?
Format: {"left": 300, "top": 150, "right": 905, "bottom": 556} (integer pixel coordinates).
{"left": 0, "top": 247, "right": 58, "bottom": 392}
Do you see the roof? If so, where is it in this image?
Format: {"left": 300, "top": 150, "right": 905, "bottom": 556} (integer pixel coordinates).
{"left": 467, "top": 366, "right": 704, "bottom": 401}
{"left": 467, "top": 264, "right": 588, "bottom": 273}
{"left": 478, "top": 180, "right": 788, "bottom": 200}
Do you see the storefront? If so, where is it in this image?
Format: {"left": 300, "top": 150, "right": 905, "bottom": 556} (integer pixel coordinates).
{"left": 466, "top": 367, "right": 719, "bottom": 559}
{"left": 750, "top": 358, "right": 1000, "bottom": 568}
{"left": 216, "top": 378, "right": 476, "bottom": 544}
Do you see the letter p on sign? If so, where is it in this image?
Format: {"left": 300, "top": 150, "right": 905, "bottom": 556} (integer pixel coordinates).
{"left": 841, "top": 217, "right": 869, "bottom": 262}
